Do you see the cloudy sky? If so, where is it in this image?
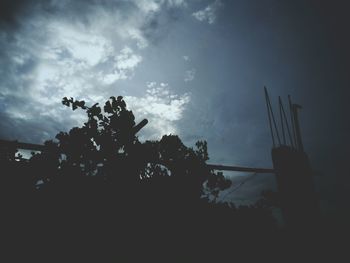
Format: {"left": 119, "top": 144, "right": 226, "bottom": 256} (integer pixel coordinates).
{"left": 0, "top": 0, "right": 349, "bottom": 213}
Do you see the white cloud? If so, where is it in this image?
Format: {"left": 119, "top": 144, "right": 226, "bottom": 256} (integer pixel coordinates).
{"left": 0, "top": 0, "right": 191, "bottom": 143}
{"left": 135, "top": 0, "right": 187, "bottom": 13}
{"left": 115, "top": 47, "right": 142, "bottom": 70}
{"left": 46, "top": 22, "right": 113, "bottom": 66}
{"left": 147, "top": 81, "right": 157, "bottom": 88}
{"left": 126, "top": 27, "right": 149, "bottom": 49}
{"left": 192, "top": 0, "right": 222, "bottom": 24}
{"left": 100, "top": 46, "right": 142, "bottom": 84}
{"left": 184, "top": 68, "right": 196, "bottom": 82}
{"left": 183, "top": 55, "right": 190, "bottom": 61}
{"left": 125, "top": 82, "right": 190, "bottom": 139}
{"left": 135, "top": 0, "right": 162, "bottom": 13}
{"left": 165, "top": 0, "right": 187, "bottom": 7}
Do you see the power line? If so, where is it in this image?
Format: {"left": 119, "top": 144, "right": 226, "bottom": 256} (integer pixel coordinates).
{"left": 221, "top": 173, "right": 258, "bottom": 200}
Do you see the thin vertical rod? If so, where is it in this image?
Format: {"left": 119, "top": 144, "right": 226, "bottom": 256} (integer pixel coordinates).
{"left": 264, "top": 87, "right": 281, "bottom": 147}
{"left": 268, "top": 97, "right": 281, "bottom": 146}
{"left": 279, "top": 96, "right": 286, "bottom": 145}
{"left": 265, "top": 87, "right": 275, "bottom": 147}
{"left": 280, "top": 97, "right": 294, "bottom": 147}
{"left": 292, "top": 104, "right": 304, "bottom": 152}
{"left": 288, "top": 95, "right": 297, "bottom": 148}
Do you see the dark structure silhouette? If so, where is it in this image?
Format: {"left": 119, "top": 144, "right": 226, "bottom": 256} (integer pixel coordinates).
{"left": 0, "top": 95, "right": 279, "bottom": 261}
{"left": 264, "top": 87, "right": 320, "bottom": 232}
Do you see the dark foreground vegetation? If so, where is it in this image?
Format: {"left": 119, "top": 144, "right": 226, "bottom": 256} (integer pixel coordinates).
{"left": 0, "top": 96, "right": 344, "bottom": 261}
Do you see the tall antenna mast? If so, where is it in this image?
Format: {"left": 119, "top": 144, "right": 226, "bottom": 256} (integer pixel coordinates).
{"left": 291, "top": 103, "right": 304, "bottom": 152}
{"left": 288, "top": 95, "right": 297, "bottom": 148}
{"left": 279, "top": 96, "right": 294, "bottom": 147}
{"left": 264, "top": 87, "right": 281, "bottom": 147}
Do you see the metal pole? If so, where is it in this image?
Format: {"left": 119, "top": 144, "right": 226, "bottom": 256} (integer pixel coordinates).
{"left": 288, "top": 95, "right": 298, "bottom": 149}
{"left": 264, "top": 87, "right": 282, "bottom": 147}
{"left": 279, "top": 96, "right": 286, "bottom": 145}
{"left": 280, "top": 97, "right": 294, "bottom": 148}
{"left": 207, "top": 164, "right": 274, "bottom": 174}
{"left": 292, "top": 104, "right": 304, "bottom": 152}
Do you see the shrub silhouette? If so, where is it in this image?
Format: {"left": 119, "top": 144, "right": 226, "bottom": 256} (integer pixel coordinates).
{"left": 1, "top": 95, "right": 278, "bottom": 261}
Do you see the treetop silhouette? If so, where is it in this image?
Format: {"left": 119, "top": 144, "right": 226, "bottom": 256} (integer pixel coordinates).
{"left": 0, "top": 95, "right": 278, "bottom": 261}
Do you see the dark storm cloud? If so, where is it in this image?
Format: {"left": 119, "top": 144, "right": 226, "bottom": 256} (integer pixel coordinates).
{"left": 0, "top": 0, "right": 30, "bottom": 28}
{"left": 0, "top": 0, "right": 181, "bottom": 36}
{"left": 0, "top": 110, "right": 63, "bottom": 143}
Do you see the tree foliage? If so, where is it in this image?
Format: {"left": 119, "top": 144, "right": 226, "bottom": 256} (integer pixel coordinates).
{"left": 38, "top": 95, "right": 231, "bottom": 199}
{"left": 0, "top": 95, "right": 278, "bottom": 261}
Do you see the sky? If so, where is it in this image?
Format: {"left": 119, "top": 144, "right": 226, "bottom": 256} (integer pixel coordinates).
{"left": 0, "top": 0, "right": 349, "bottom": 215}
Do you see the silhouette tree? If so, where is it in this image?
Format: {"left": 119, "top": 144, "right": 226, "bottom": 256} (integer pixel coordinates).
{"left": 30, "top": 96, "right": 232, "bottom": 198}
{"left": 0, "top": 95, "right": 279, "bottom": 261}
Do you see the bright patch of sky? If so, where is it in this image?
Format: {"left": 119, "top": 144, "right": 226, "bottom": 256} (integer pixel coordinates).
{"left": 192, "top": 0, "right": 222, "bottom": 24}
{"left": 0, "top": 0, "right": 208, "bottom": 141}
{"left": 126, "top": 81, "right": 190, "bottom": 139}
